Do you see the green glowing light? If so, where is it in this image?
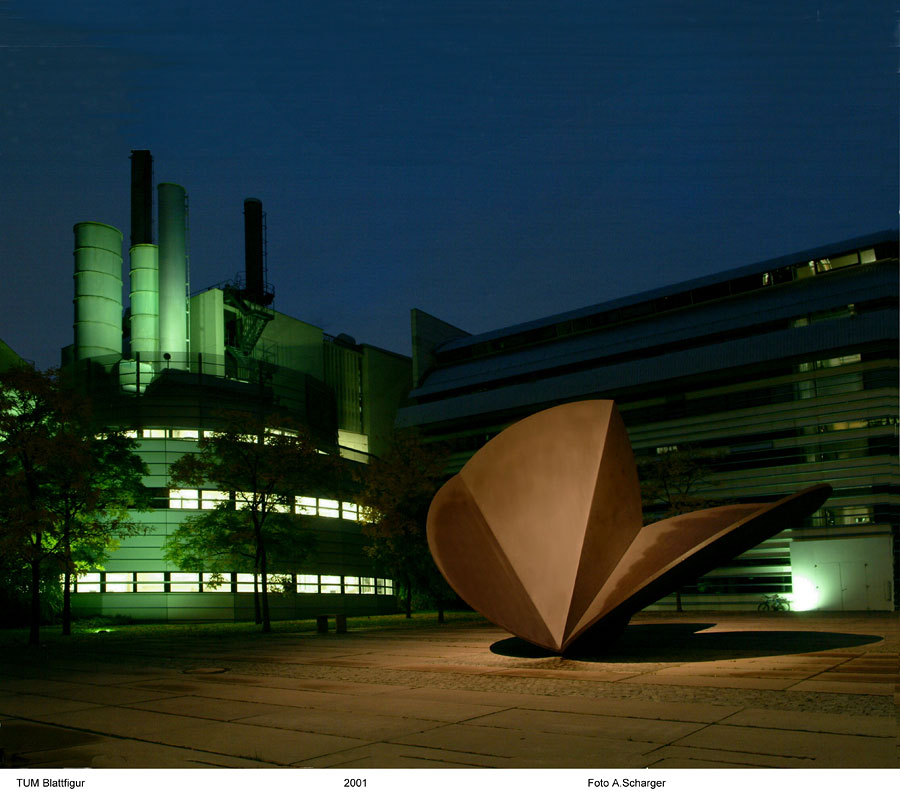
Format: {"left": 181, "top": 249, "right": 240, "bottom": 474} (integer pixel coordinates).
{"left": 790, "top": 576, "right": 819, "bottom": 611}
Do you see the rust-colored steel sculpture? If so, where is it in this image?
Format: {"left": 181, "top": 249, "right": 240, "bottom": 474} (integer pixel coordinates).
{"left": 426, "top": 400, "right": 831, "bottom": 653}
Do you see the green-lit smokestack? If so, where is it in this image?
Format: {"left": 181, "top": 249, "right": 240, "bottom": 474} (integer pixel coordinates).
{"left": 157, "top": 182, "right": 188, "bottom": 368}
{"left": 129, "top": 243, "right": 159, "bottom": 357}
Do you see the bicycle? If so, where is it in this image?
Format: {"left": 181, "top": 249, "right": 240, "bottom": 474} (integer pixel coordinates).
{"left": 757, "top": 593, "right": 790, "bottom": 612}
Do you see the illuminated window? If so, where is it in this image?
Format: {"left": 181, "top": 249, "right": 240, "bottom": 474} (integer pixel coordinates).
{"left": 341, "top": 502, "right": 359, "bottom": 521}
{"left": 819, "top": 353, "right": 861, "bottom": 368}
{"left": 171, "top": 429, "right": 199, "bottom": 440}
{"left": 202, "top": 572, "right": 231, "bottom": 592}
{"left": 266, "top": 427, "right": 297, "bottom": 438}
{"left": 320, "top": 575, "right": 342, "bottom": 594}
{"left": 829, "top": 252, "right": 860, "bottom": 269}
{"left": 296, "top": 574, "right": 318, "bottom": 593}
{"left": 360, "top": 577, "right": 375, "bottom": 595}
{"left": 268, "top": 500, "right": 291, "bottom": 514}
{"left": 104, "top": 572, "right": 133, "bottom": 593}
{"left": 170, "top": 572, "right": 200, "bottom": 592}
{"left": 169, "top": 488, "right": 199, "bottom": 509}
{"left": 358, "top": 506, "right": 376, "bottom": 524}
{"left": 838, "top": 506, "right": 872, "bottom": 525}
{"left": 121, "top": 430, "right": 138, "bottom": 438}
{"left": 296, "top": 496, "right": 317, "bottom": 515}
{"left": 236, "top": 573, "right": 259, "bottom": 593}
{"left": 235, "top": 492, "right": 253, "bottom": 510}
{"left": 344, "top": 576, "right": 360, "bottom": 594}
{"left": 319, "top": 499, "right": 340, "bottom": 518}
{"left": 376, "top": 578, "right": 393, "bottom": 596}
{"left": 76, "top": 573, "right": 100, "bottom": 593}
{"left": 136, "top": 572, "right": 165, "bottom": 593}
{"left": 201, "top": 489, "right": 230, "bottom": 509}
{"left": 143, "top": 429, "right": 166, "bottom": 439}
{"left": 267, "top": 574, "right": 292, "bottom": 593}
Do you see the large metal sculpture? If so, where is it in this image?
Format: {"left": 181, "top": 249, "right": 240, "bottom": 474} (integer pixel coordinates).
{"left": 426, "top": 400, "right": 831, "bottom": 653}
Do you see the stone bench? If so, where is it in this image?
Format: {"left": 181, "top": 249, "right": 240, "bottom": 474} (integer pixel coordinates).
{"left": 316, "top": 613, "right": 347, "bottom": 634}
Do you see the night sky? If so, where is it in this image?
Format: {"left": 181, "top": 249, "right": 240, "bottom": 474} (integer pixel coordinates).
{"left": 1, "top": 1, "right": 896, "bottom": 369}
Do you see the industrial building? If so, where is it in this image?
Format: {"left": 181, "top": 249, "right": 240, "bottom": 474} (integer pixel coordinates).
{"left": 399, "top": 231, "right": 899, "bottom": 612}
{"left": 62, "top": 151, "right": 411, "bottom": 621}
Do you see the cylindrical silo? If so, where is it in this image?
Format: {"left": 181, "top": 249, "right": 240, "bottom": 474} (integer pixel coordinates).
{"left": 157, "top": 182, "right": 188, "bottom": 368}
{"left": 129, "top": 243, "right": 159, "bottom": 357}
{"left": 73, "top": 221, "right": 124, "bottom": 363}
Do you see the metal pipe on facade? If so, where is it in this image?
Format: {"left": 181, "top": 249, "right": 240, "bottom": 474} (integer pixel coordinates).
{"left": 157, "top": 182, "right": 188, "bottom": 368}
{"left": 73, "top": 221, "right": 124, "bottom": 364}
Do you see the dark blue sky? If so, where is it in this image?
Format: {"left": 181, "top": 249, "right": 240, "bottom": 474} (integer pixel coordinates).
{"left": 1, "top": 1, "right": 896, "bottom": 368}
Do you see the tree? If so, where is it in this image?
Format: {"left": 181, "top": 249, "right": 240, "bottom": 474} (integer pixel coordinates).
{"left": 639, "top": 445, "right": 719, "bottom": 518}
{"left": 355, "top": 431, "right": 455, "bottom": 621}
{"left": 0, "top": 365, "right": 148, "bottom": 644}
{"left": 166, "top": 413, "right": 326, "bottom": 632}
{"left": 638, "top": 445, "right": 721, "bottom": 611}
{"left": 45, "top": 428, "right": 149, "bottom": 635}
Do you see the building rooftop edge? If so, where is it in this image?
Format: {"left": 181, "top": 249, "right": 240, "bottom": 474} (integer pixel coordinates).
{"left": 436, "top": 229, "right": 898, "bottom": 354}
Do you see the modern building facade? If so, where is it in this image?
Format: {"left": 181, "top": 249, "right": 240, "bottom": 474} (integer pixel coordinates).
{"left": 61, "top": 152, "right": 411, "bottom": 622}
{"left": 399, "top": 232, "right": 899, "bottom": 612}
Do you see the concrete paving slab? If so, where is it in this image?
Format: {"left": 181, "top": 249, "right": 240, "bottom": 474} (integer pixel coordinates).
{"left": 394, "top": 687, "right": 742, "bottom": 723}
{"left": 810, "top": 671, "right": 896, "bottom": 682}
{"left": 0, "top": 678, "right": 178, "bottom": 706}
{"left": 201, "top": 675, "right": 403, "bottom": 695}
{"left": 721, "top": 707, "right": 896, "bottom": 736}
{"left": 0, "top": 719, "right": 106, "bottom": 763}
{"left": 0, "top": 693, "right": 102, "bottom": 718}
{"left": 36, "top": 706, "right": 217, "bottom": 739}
{"left": 461, "top": 707, "right": 706, "bottom": 743}
{"left": 648, "top": 757, "right": 761, "bottom": 768}
{"left": 125, "top": 679, "right": 504, "bottom": 724}
{"left": 392, "top": 723, "right": 657, "bottom": 767}
{"left": 645, "top": 745, "right": 808, "bottom": 768}
{"left": 296, "top": 741, "right": 511, "bottom": 768}
{"left": 156, "top": 720, "right": 368, "bottom": 765}
{"left": 237, "top": 707, "right": 446, "bottom": 739}
{"left": 124, "top": 696, "right": 293, "bottom": 722}
{"left": 674, "top": 723, "right": 896, "bottom": 767}
{"left": 12, "top": 737, "right": 278, "bottom": 769}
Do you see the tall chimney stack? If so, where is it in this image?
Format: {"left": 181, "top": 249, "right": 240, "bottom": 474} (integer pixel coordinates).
{"left": 243, "top": 197, "right": 266, "bottom": 304}
{"left": 158, "top": 182, "right": 189, "bottom": 367}
{"left": 130, "top": 150, "right": 153, "bottom": 246}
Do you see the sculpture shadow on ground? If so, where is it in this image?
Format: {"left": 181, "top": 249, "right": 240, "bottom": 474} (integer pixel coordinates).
{"left": 489, "top": 622, "right": 883, "bottom": 663}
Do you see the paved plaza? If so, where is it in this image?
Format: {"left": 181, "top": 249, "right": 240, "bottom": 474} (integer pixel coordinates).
{"left": 1, "top": 611, "right": 897, "bottom": 769}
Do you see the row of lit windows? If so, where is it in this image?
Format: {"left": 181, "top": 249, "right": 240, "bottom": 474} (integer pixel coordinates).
{"left": 168, "top": 489, "right": 363, "bottom": 520}
{"left": 435, "top": 244, "right": 887, "bottom": 366}
{"left": 73, "top": 572, "right": 393, "bottom": 595}
{"left": 120, "top": 427, "right": 301, "bottom": 441}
